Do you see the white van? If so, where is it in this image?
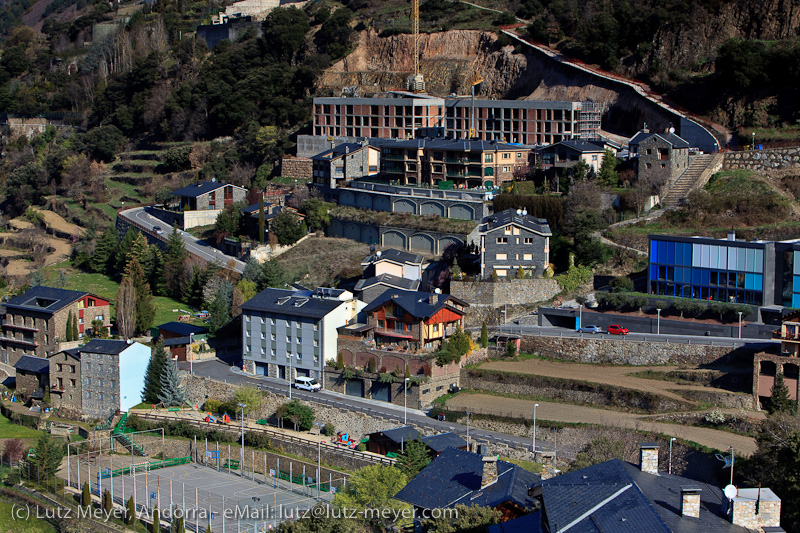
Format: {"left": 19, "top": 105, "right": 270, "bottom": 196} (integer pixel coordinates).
{"left": 293, "top": 376, "right": 321, "bottom": 391}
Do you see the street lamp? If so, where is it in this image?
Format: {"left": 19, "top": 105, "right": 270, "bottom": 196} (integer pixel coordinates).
{"left": 237, "top": 403, "right": 246, "bottom": 476}
{"left": 313, "top": 422, "right": 322, "bottom": 499}
{"left": 669, "top": 437, "right": 676, "bottom": 474}
{"left": 189, "top": 332, "right": 194, "bottom": 375}
{"left": 656, "top": 308, "right": 661, "bottom": 335}
{"left": 404, "top": 378, "right": 411, "bottom": 425}
{"left": 738, "top": 311, "right": 743, "bottom": 339}
{"left": 466, "top": 412, "right": 470, "bottom": 451}
{"left": 532, "top": 403, "right": 539, "bottom": 454}
{"left": 752, "top": 131, "right": 756, "bottom": 150}
{"left": 288, "top": 354, "right": 293, "bottom": 400}
{"left": 577, "top": 303, "right": 582, "bottom": 331}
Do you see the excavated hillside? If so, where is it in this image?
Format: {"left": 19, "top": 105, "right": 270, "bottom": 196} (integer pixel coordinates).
{"left": 320, "top": 30, "right": 687, "bottom": 138}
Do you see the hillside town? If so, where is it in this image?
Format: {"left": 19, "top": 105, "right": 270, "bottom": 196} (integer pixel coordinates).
{"left": 0, "top": 0, "right": 799, "bottom": 532}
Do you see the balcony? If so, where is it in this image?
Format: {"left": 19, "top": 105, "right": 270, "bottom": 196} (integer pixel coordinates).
{"left": 375, "top": 328, "right": 414, "bottom": 339}
{"left": 0, "top": 335, "right": 38, "bottom": 347}
{"left": 1, "top": 320, "right": 39, "bottom": 332}
{"left": 383, "top": 153, "right": 406, "bottom": 161}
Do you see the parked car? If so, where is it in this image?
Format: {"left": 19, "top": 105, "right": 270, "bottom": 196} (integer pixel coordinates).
{"left": 607, "top": 324, "right": 629, "bottom": 335}
{"left": 294, "top": 376, "right": 321, "bottom": 391}
{"left": 153, "top": 226, "right": 164, "bottom": 235}
{"left": 578, "top": 325, "right": 602, "bottom": 334}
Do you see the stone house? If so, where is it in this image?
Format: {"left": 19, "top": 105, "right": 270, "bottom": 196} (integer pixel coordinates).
{"left": 469, "top": 209, "right": 552, "bottom": 279}
{"left": 49, "top": 339, "right": 151, "bottom": 420}
{"left": 538, "top": 140, "right": 609, "bottom": 174}
{"left": 13, "top": 355, "right": 50, "bottom": 401}
{"left": 630, "top": 128, "right": 690, "bottom": 187}
{"left": 168, "top": 181, "right": 247, "bottom": 212}
{"left": 311, "top": 142, "right": 380, "bottom": 198}
{"left": 1, "top": 286, "right": 111, "bottom": 366}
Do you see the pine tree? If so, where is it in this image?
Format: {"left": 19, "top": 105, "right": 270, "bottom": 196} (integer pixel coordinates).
{"left": 163, "top": 226, "right": 187, "bottom": 298}
{"left": 142, "top": 343, "right": 168, "bottom": 404}
{"left": 598, "top": 149, "right": 619, "bottom": 187}
{"left": 152, "top": 505, "right": 159, "bottom": 533}
{"left": 126, "top": 257, "right": 156, "bottom": 334}
{"left": 71, "top": 310, "right": 79, "bottom": 341}
{"left": 480, "top": 322, "right": 488, "bottom": 348}
{"left": 207, "top": 292, "right": 231, "bottom": 336}
{"left": 158, "top": 356, "right": 187, "bottom": 407}
{"left": 65, "top": 311, "right": 74, "bottom": 342}
{"left": 395, "top": 437, "right": 430, "bottom": 479}
{"left": 769, "top": 372, "right": 797, "bottom": 414}
{"left": 115, "top": 228, "right": 140, "bottom": 273}
{"left": 149, "top": 247, "right": 166, "bottom": 296}
{"left": 126, "top": 496, "right": 135, "bottom": 525}
{"left": 102, "top": 489, "right": 112, "bottom": 514}
{"left": 258, "top": 198, "right": 265, "bottom": 245}
{"left": 82, "top": 481, "right": 91, "bottom": 508}
{"left": 92, "top": 226, "right": 119, "bottom": 274}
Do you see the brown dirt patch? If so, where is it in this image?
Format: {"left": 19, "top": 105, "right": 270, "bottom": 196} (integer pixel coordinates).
{"left": 30, "top": 207, "right": 85, "bottom": 237}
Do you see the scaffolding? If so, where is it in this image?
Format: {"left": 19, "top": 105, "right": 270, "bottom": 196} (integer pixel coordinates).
{"left": 577, "top": 101, "right": 602, "bottom": 140}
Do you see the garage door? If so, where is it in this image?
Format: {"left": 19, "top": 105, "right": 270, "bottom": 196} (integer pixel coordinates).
{"left": 345, "top": 380, "right": 364, "bottom": 398}
{"left": 372, "top": 382, "right": 391, "bottom": 402}
{"left": 255, "top": 363, "right": 268, "bottom": 376}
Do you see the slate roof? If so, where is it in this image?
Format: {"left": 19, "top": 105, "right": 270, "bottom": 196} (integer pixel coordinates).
{"left": 14, "top": 355, "right": 50, "bottom": 374}
{"left": 482, "top": 209, "right": 552, "bottom": 237}
{"left": 241, "top": 288, "right": 346, "bottom": 320}
{"left": 158, "top": 322, "right": 208, "bottom": 336}
{"left": 486, "top": 511, "right": 541, "bottom": 533}
{"left": 163, "top": 336, "right": 191, "bottom": 347}
{"left": 363, "top": 290, "right": 466, "bottom": 319}
{"left": 421, "top": 432, "right": 467, "bottom": 453}
{"left": 629, "top": 131, "right": 690, "bottom": 149}
{"left": 354, "top": 274, "right": 420, "bottom": 293}
{"left": 361, "top": 248, "right": 424, "bottom": 266}
{"left": 80, "top": 339, "right": 131, "bottom": 355}
{"left": 310, "top": 143, "right": 368, "bottom": 160}
{"left": 542, "top": 140, "right": 606, "bottom": 153}
{"left": 5, "top": 286, "right": 91, "bottom": 316}
{"left": 394, "top": 447, "right": 540, "bottom": 510}
{"left": 171, "top": 181, "right": 227, "bottom": 198}
{"left": 369, "top": 426, "right": 420, "bottom": 444}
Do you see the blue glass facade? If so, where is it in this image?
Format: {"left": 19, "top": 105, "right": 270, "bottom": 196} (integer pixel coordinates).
{"left": 792, "top": 250, "right": 800, "bottom": 309}
{"left": 649, "top": 238, "right": 765, "bottom": 306}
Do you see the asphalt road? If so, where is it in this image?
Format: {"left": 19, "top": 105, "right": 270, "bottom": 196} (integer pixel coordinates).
{"left": 179, "top": 359, "right": 550, "bottom": 454}
{"left": 120, "top": 207, "right": 245, "bottom": 273}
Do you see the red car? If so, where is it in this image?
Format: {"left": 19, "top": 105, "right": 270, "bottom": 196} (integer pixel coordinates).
{"left": 607, "top": 324, "right": 629, "bottom": 335}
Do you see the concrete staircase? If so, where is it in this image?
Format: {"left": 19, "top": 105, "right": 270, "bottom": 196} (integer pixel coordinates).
{"left": 662, "top": 153, "right": 723, "bottom": 208}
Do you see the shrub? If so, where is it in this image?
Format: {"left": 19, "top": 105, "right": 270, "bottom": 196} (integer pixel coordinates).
{"left": 610, "top": 276, "right": 634, "bottom": 292}
{"left": 341, "top": 367, "right": 356, "bottom": 380}
{"left": 378, "top": 372, "right": 395, "bottom": 383}
{"left": 276, "top": 400, "right": 314, "bottom": 431}
{"left": 323, "top": 423, "right": 335, "bottom": 436}
{"left": 366, "top": 357, "right": 376, "bottom": 373}
{"left": 203, "top": 399, "right": 223, "bottom": 414}
{"left": 335, "top": 353, "right": 344, "bottom": 370}
{"left": 356, "top": 443, "right": 367, "bottom": 452}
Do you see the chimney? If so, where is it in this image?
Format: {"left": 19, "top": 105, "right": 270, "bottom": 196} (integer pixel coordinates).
{"left": 639, "top": 443, "right": 660, "bottom": 475}
{"left": 429, "top": 293, "right": 438, "bottom": 305}
{"left": 481, "top": 455, "right": 498, "bottom": 488}
{"left": 730, "top": 488, "right": 781, "bottom": 530}
{"left": 680, "top": 487, "right": 701, "bottom": 518}
{"left": 539, "top": 452, "right": 555, "bottom": 480}
{"left": 728, "top": 230, "right": 736, "bottom": 241}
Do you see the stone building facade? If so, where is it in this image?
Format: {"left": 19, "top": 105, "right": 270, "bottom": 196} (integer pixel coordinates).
{"left": 49, "top": 350, "right": 82, "bottom": 417}
{"left": 450, "top": 279, "right": 560, "bottom": 307}
{"left": 468, "top": 209, "right": 552, "bottom": 279}
{"left": 633, "top": 131, "right": 690, "bottom": 188}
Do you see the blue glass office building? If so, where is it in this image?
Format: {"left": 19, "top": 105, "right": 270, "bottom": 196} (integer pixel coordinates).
{"left": 647, "top": 233, "right": 799, "bottom": 307}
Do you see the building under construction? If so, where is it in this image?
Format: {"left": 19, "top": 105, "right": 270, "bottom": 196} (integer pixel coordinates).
{"left": 311, "top": 93, "right": 602, "bottom": 146}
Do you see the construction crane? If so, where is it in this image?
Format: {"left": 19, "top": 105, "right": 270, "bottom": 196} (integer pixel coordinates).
{"left": 468, "top": 61, "right": 484, "bottom": 138}
{"left": 406, "top": 0, "right": 425, "bottom": 92}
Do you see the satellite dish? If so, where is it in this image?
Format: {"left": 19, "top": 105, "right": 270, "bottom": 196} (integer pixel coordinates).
{"left": 669, "top": 127, "right": 676, "bottom": 134}
{"left": 723, "top": 485, "right": 737, "bottom": 499}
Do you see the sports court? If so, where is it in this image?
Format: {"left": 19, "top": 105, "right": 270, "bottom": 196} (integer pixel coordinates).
{"left": 99, "top": 461, "right": 330, "bottom": 532}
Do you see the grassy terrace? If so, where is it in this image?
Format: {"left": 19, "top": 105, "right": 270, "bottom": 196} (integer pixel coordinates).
{"left": 330, "top": 205, "right": 476, "bottom": 234}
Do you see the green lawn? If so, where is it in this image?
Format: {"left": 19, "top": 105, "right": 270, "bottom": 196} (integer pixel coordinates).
{"left": 501, "top": 456, "right": 542, "bottom": 474}
{"left": 0, "top": 412, "right": 42, "bottom": 439}
{"left": 0, "top": 501, "right": 57, "bottom": 532}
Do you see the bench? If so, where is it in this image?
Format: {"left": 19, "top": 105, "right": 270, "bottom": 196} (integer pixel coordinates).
{"left": 256, "top": 419, "right": 267, "bottom": 425}
{"left": 168, "top": 407, "right": 180, "bottom": 412}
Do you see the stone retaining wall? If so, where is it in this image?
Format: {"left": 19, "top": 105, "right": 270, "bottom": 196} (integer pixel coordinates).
{"left": 450, "top": 279, "right": 559, "bottom": 308}
{"left": 280, "top": 158, "right": 312, "bottom": 182}
{"left": 723, "top": 147, "right": 800, "bottom": 172}
{"left": 519, "top": 336, "right": 732, "bottom": 365}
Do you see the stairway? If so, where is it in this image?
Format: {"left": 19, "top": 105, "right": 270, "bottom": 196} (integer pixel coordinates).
{"left": 114, "top": 432, "right": 146, "bottom": 456}
{"left": 662, "top": 154, "right": 722, "bottom": 208}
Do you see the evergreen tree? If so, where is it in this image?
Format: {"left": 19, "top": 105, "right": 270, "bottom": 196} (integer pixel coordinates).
{"left": 163, "top": 226, "right": 187, "bottom": 298}
{"left": 92, "top": 226, "right": 119, "bottom": 274}
{"left": 126, "top": 257, "right": 156, "bottom": 334}
{"left": 597, "top": 149, "right": 619, "bottom": 187}
{"left": 82, "top": 481, "right": 91, "bottom": 508}
{"left": 126, "top": 496, "right": 135, "bottom": 525}
{"left": 65, "top": 311, "right": 74, "bottom": 341}
{"left": 480, "top": 322, "right": 488, "bottom": 348}
{"left": 71, "top": 310, "right": 79, "bottom": 341}
{"left": 152, "top": 505, "right": 159, "bottom": 533}
{"left": 207, "top": 291, "right": 231, "bottom": 336}
{"left": 258, "top": 198, "right": 265, "bottom": 244}
{"left": 769, "top": 372, "right": 797, "bottom": 414}
{"left": 395, "top": 437, "right": 430, "bottom": 479}
{"left": 56, "top": 270, "right": 68, "bottom": 288}
{"left": 102, "top": 489, "right": 112, "bottom": 514}
{"left": 116, "top": 228, "right": 140, "bottom": 273}
{"left": 142, "top": 343, "right": 168, "bottom": 404}
{"left": 148, "top": 247, "right": 166, "bottom": 297}
{"left": 158, "top": 357, "right": 187, "bottom": 407}
{"left": 31, "top": 434, "right": 64, "bottom": 477}
{"left": 260, "top": 259, "right": 284, "bottom": 290}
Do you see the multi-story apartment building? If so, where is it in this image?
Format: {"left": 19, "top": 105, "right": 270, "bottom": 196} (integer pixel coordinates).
{"left": 311, "top": 94, "right": 601, "bottom": 145}
{"left": 469, "top": 209, "right": 552, "bottom": 279}
{"left": 377, "top": 139, "right": 532, "bottom": 188}
{"left": 49, "top": 339, "right": 151, "bottom": 419}
{"left": 311, "top": 142, "right": 380, "bottom": 194}
{"left": 1, "top": 286, "right": 111, "bottom": 365}
{"left": 241, "top": 287, "right": 365, "bottom": 384}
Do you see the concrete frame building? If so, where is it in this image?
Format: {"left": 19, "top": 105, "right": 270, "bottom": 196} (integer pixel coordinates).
{"left": 241, "top": 287, "right": 365, "bottom": 384}
{"left": 311, "top": 94, "right": 600, "bottom": 145}
{"left": 470, "top": 209, "right": 552, "bottom": 279}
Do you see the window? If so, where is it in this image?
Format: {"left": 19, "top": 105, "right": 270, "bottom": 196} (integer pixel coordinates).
{"left": 70, "top": 379, "right": 76, "bottom": 387}
{"left": 517, "top": 152, "right": 523, "bottom": 158}
{"left": 57, "top": 377, "right": 63, "bottom": 388}
{"left": 86, "top": 391, "right": 92, "bottom": 399}
{"left": 485, "top": 154, "right": 493, "bottom": 163}
{"left": 246, "top": 330, "right": 251, "bottom": 337}
{"left": 94, "top": 315, "right": 103, "bottom": 322}
{"left": 78, "top": 318, "right": 83, "bottom": 325}
{"left": 496, "top": 237, "right": 508, "bottom": 244}
{"left": 260, "top": 332, "right": 266, "bottom": 339}
{"left": 504, "top": 227, "right": 512, "bottom": 235}
{"left": 433, "top": 324, "right": 439, "bottom": 333}
{"left": 286, "top": 336, "right": 292, "bottom": 343}
{"left": 646, "top": 149, "right": 652, "bottom": 155}
{"left": 502, "top": 152, "right": 511, "bottom": 159}
{"left": 98, "top": 378, "right": 103, "bottom": 387}
{"left": 496, "top": 253, "right": 508, "bottom": 260}
{"left": 523, "top": 254, "right": 533, "bottom": 260}
{"left": 57, "top": 364, "right": 63, "bottom": 372}
{"left": 645, "top": 163, "right": 652, "bottom": 169}
{"left": 313, "top": 324, "right": 318, "bottom": 331}
{"left": 524, "top": 238, "right": 533, "bottom": 244}
{"left": 271, "top": 334, "right": 276, "bottom": 341}
{"left": 378, "top": 320, "right": 385, "bottom": 328}
{"left": 98, "top": 392, "right": 103, "bottom": 401}
{"left": 313, "top": 339, "right": 318, "bottom": 347}
{"left": 592, "top": 155, "right": 598, "bottom": 161}
{"left": 85, "top": 378, "right": 91, "bottom": 386}
{"left": 98, "top": 364, "right": 102, "bottom": 372}
{"left": 70, "top": 365, "right": 75, "bottom": 373}
{"left": 111, "top": 380, "right": 116, "bottom": 389}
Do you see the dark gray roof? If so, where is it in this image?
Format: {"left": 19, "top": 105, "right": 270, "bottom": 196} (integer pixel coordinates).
{"left": 482, "top": 209, "right": 552, "bottom": 237}
{"left": 629, "top": 130, "right": 652, "bottom": 146}
{"left": 374, "top": 138, "right": 523, "bottom": 152}
{"left": 310, "top": 143, "right": 367, "bottom": 161}
{"left": 369, "top": 426, "right": 420, "bottom": 444}
{"left": 80, "top": 339, "right": 131, "bottom": 355}
{"left": 172, "top": 181, "right": 227, "bottom": 198}
{"left": 14, "top": 355, "right": 49, "bottom": 374}
{"left": 361, "top": 248, "right": 424, "bottom": 266}
{"left": 241, "top": 288, "right": 346, "bottom": 320}
{"left": 5, "top": 286, "right": 90, "bottom": 316}
{"left": 629, "top": 130, "right": 690, "bottom": 149}
{"left": 487, "top": 511, "right": 541, "bottom": 533}
{"left": 163, "top": 336, "right": 191, "bottom": 347}
{"left": 394, "top": 448, "right": 540, "bottom": 510}
{"left": 354, "top": 274, "right": 420, "bottom": 293}
{"left": 363, "top": 290, "right": 466, "bottom": 319}
{"left": 158, "top": 322, "right": 208, "bottom": 336}
{"left": 421, "top": 432, "right": 467, "bottom": 453}
{"left": 542, "top": 140, "right": 606, "bottom": 153}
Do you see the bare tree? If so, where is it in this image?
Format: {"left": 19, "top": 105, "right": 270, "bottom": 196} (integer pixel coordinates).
{"left": 116, "top": 277, "right": 137, "bottom": 340}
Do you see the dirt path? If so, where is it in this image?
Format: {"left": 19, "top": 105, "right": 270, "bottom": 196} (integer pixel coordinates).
{"left": 480, "top": 359, "right": 746, "bottom": 404}
{"left": 446, "top": 393, "right": 757, "bottom": 455}
{"left": 30, "top": 207, "right": 85, "bottom": 236}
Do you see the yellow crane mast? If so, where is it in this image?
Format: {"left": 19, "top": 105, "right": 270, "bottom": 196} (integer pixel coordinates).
{"left": 406, "top": 0, "right": 425, "bottom": 92}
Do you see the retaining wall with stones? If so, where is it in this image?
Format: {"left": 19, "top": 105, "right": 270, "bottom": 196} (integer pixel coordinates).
{"left": 723, "top": 147, "right": 800, "bottom": 171}
{"left": 450, "top": 279, "right": 559, "bottom": 308}
{"left": 280, "top": 158, "right": 312, "bottom": 182}
{"left": 519, "top": 336, "right": 732, "bottom": 365}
